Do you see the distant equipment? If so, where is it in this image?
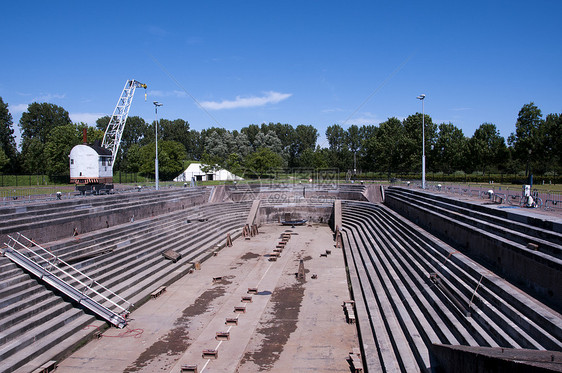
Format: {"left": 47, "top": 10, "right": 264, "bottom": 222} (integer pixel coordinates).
{"left": 69, "top": 80, "right": 147, "bottom": 194}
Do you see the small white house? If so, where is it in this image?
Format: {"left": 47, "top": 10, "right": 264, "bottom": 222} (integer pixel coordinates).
{"left": 174, "top": 163, "right": 243, "bottom": 182}
{"left": 69, "top": 144, "right": 113, "bottom": 184}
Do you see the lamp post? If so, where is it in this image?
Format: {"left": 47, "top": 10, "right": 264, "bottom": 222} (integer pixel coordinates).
{"left": 417, "top": 94, "right": 426, "bottom": 189}
{"left": 153, "top": 101, "right": 163, "bottom": 191}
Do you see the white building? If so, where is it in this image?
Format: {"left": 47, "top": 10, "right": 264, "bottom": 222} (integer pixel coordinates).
{"left": 174, "top": 163, "right": 243, "bottom": 182}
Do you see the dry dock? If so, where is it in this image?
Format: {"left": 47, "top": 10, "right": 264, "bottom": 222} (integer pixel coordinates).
{"left": 56, "top": 223, "right": 357, "bottom": 372}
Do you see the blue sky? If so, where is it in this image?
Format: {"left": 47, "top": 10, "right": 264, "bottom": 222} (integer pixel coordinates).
{"left": 1, "top": 1, "right": 560, "bottom": 147}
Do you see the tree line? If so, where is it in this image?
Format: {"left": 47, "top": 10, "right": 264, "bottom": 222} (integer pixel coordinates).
{"left": 0, "top": 96, "right": 560, "bottom": 181}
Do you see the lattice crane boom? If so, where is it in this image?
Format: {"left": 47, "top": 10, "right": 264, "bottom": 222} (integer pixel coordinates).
{"left": 101, "top": 79, "right": 147, "bottom": 166}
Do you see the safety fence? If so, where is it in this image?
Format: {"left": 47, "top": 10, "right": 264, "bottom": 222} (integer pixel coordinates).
{"left": 398, "top": 181, "right": 562, "bottom": 214}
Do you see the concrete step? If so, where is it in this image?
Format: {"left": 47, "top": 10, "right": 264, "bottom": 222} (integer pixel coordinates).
{"left": 0, "top": 313, "right": 95, "bottom": 373}
{"left": 384, "top": 192, "right": 562, "bottom": 311}
{"left": 387, "top": 189, "right": 562, "bottom": 259}
{"left": 0, "top": 300, "right": 72, "bottom": 345}
{"left": 387, "top": 187, "right": 562, "bottom": 239}
{"left": 0, "top": 201, "right": 250, "bottom": 372}
{"left": 0, "top": 306, "right": 84, "bottom": 363}
{"left": 341, "top": 200, "right": 562, "bottom": 372}
{"left": 0, "top": 292, "right": 62, "bottom": 329}
{"left": 375, "top": 204, "right": 562, "bottom": 350}
{"left": 352, "top": 206, "right": 526, "bottom": 349}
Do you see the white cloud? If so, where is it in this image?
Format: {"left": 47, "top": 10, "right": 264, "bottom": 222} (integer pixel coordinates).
{"left": 10, "top": 103, "right": 29, "bottom": 114}
{"left": 10, "top": 93, "right": 66, "bottom": 114}
{"left": 200, "top": 91, "right": 292, "bottom": 110}
{"left": 36, "top": 93, "right": 66, "bottom": 102}
{"left": 70, "top": 112, "right": 105, "bottom": 125}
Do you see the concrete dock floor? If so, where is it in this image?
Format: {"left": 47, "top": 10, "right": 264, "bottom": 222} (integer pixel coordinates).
{"left": 56, "top": 223, "right": 358, "bottom": 372}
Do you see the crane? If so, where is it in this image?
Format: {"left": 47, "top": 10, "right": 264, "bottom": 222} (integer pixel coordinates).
{"left": 102, "top": 80, "right": 147, "bottom": 166}
{"left": 69, "top": 79, "right": 147, "bottom": 194}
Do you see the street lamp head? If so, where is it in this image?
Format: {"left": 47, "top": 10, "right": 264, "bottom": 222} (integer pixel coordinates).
{"left": 153, "top": 101, "right": 163, "bottom": 107}
{"left": 417, "top": 94, "right": 426, "bottom": 100}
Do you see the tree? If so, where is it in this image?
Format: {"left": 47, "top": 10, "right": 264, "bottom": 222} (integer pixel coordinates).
{"left": 253, "top": 131, "right": 284, "bottom": 155}
{"left": 364, "top": 117, "right": 405, "bottom": 176}
{"left": 189, "top": 130, "right": 203, "bottom": 160}
{"left": 0, "top": 148, "right": 9, "bottom": 171}
{"left": 358, "top": 125, "right": 378, "bottom": 170}
{"left": 138, "top": 140, "right": 187, "bottom": 180}
{"left": 0, "top": 97, "right": 18, "bottom": 171}
{"left": 508, "top": 102, "right": 544, "bottom": 175}
{"left": 260, "top": 123, "right": 295, "bottom": 151}
{"left": 346, "top": 124, "right": 361, "bottom": 174}
{"left": 241, "top": 124, "right": 261, "bottom": 145}
{"left": 298, "top": 146, "right": 330, "bottom": 169}
{"left": 402, "top": 113, "right": 437, "bottom": 172}
{"left": 542, "top": 113, "right": 562, "bottom": 173}
{"left": 291, "top": 124, "right": 318, "bottom": 167}
{"left": 469, "top": 123, "right": 507, "bottom": 174}
{"left": 325, "top": 124, "right": 351, "bottom": 170}
{"left": 245, "top": 147, "right": 284, "bottom": 178}
{"left": 434, "top": 123, "right": 468, "bottom": 173}
{"left": 203, "top": 130, "right": 251, "bottom": 169}
{"left": 20, "top": 102, "right": 71, "bottom": 173}
{"left": 44, "top": 124, "right": 82, "bottom": 177}
{"left": 158, "top": 118, "right": 192, "bottom": 155}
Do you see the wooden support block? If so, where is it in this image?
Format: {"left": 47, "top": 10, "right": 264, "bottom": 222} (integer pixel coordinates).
{"left": 320, "top": 253, "right": 328, "bottom": 257}
{"left": 162, "top": 249, "right": 182, "bottom": 263}
{"left": 181, "top": 365, "right": 198, "bottom": 373}
{"left": 273, "top": 248, "right": 282, "bottom": 253}
{"left": 215, "top": 331, "right": 230, "bottom": 341}
{"left": 242, "top": 296, "right": 253, "bottom": 303}
{"left": 234, "top": 305, "right": 246, "bottom": 313}
{"left": 268, "top": 256, "right": 277, "bottom": 262}
{"left": 212, "top": 276, "right": 223, "bottom": 283}
{"left": 202, "top": 349, "right": 218, "bottom": 359}
{"left": 151, "top": 286, "right": 167, "bottom": 298}
{"left": 225, "top": 318, "right": 238, "bottom": 326}
{"left": 247, "top": 287, "right": 258, "bottom": 294}
{"left": 347, "top": 348, "right": 364, "bottom": 373}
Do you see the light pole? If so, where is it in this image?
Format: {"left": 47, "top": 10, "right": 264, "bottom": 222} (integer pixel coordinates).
{"left": 153, "top": 101, "right": 163, "bottom": 191}
{"left": 417, "top": 94, "right": 426, "bottom": 189}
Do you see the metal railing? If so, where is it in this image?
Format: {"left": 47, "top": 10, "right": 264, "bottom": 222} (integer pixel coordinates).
{"left": 2, "top": 233, "right": 132, "bottom": 328}
{"left": 396, "top": 181, "right": 561, "bottom": 214}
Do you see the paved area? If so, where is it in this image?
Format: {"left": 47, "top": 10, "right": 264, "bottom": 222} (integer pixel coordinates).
{"left": 56, "top": 223, "right": 357, "bottom": 372}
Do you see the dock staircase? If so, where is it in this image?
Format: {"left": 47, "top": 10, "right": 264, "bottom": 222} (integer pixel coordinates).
{"left": 2, "top": 233, "right": 132, "bottom": 328}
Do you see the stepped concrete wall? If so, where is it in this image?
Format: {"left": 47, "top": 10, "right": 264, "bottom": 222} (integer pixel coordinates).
{"left": 385, "top": 188, "right": 562, "bottom": 312}
{"left": 1, "top": 189, "right": 209, "bottom": 245}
